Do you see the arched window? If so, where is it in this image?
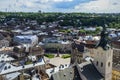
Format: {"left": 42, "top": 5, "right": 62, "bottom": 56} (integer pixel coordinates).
{"left": 96, "top": 61, "right": 98, "bottom": 66}
{"left": 101, "top": 62, "right": 103, "bottom": 67}
{"left": 108, "top": 62, "right": 110, "bottom": 67}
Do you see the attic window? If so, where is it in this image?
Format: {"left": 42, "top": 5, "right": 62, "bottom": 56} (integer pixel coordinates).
{"left": 4, "top": 66, "right": 7, "bottom": 70}
{"left": 59, "top": 66, "right": 61, "bottom": 68}
{"left": 65, "top": 64, "right": 67, "bottom": 66}
{"left": 8, "top": 66, "right": 11, "bottom": 69}
{"left": 36, "top": 75, "right": 40, "bottom": 78}
{"left": 81, "top": 67, "right": 83, "bottom": 71}
{"left": 62, "top": 65, "right": 64, "bottom": 68}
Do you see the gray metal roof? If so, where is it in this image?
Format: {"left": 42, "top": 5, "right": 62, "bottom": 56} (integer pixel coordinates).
{"left": 50, "top": 62, "right": 104, "bottom": 80}
{"left": 0, "top": 33, "right": 4, "bottom": 40}
{"left": 0, "top": 62, "right": 6, "bottom": 73}
{"left": 50, "top": 65, "right": 85, "bottom": 80}
{"left": 51, "top": 67, "right": 75, "bottom": 80}
{"left": 51, "top": 64, "right": 87, "bottom": 80}
{"left": 81, "top": 63, "right": 104, "bottom": 80}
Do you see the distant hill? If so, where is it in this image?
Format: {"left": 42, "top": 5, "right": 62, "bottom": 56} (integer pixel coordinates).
{"left": 0, "top": 12, "right": 120, "bottom": 29}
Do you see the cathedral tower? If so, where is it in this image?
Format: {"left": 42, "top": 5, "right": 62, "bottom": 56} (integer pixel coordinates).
{"left": 93, "top": 26, "right": 113, "bottom": 80}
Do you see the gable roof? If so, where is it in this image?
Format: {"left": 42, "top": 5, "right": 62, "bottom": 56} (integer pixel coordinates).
{"left": 0, "top": 33, "right": 4, "bottom": 40}
{"left": 51, "top": 62, "right": 104, "bottom": 80}
{"left": 51, "top": 67, "right": 82, "bottom": 80}
{"left": 0, "top": 54, "right": 15, "bottom": 62}
{"left": 4, "top": 72, "right": 21, "bottom": 80}
{"left": 0, "top": 62, "right": 6, "bottom": 73}
{"left": 0, "top": 58, "right": 45, "bottom": 75}
{"left": 50, "top": 64, "right": 87, "bottom": 80}
{"left": 73, "top": 64, "right": 87, "bottom": 80}
{"left": 81, "top": 63, "right": 104, "bottom": 80}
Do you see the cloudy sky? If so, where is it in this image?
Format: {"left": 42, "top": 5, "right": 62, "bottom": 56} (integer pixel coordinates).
{"left": 0, "top": 0, "right": 120, "bottom": 13}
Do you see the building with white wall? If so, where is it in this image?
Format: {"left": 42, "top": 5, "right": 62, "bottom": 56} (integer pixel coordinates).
{"left": 13, "top": 35, "right": 38, "bottom": 47}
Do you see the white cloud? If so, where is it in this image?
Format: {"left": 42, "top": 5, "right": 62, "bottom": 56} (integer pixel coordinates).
{"left": 53, "top": 0, "right": 73, "bottom": 2}
{"left": 19, "top": 1, "right": 34, "bottom": 8}
{"left": 26, "top": 0, "right": 73, "bottom": 3}
{"left": 0, "top": 0, "right": 120, "bottom": 13}
{"left": 74, "top": 0, "right": 120, "bottom": 13}
{"left": 15, "top": 0, "right": 73, "bottom": 11}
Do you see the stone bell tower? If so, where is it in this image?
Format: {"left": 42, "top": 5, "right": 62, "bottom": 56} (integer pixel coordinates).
{"left": 70, "top": 41, "right": 86, "bottom": 64}
{"left": 93, "top": 26, "right": 113, "bottom": 80}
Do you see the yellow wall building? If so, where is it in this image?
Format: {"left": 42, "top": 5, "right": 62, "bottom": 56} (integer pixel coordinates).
{"left": 112, "top": 70, "right": 120, "bottom": 80}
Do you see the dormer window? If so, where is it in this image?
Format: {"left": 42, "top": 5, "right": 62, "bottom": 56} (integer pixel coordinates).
{"left": 8, "top": 66, "right": 11, "bottom": 69}
{"left": 81, "top": 67, "right": 83, "bottom": 70}
{"left": 62, "top": 65, "right": 64, "bottom": 68}
{"left": 4, "top": 66, "right": 7, "bottom": 70}
{"left": 65, "top": 64, "right": 67, "bottom": 66}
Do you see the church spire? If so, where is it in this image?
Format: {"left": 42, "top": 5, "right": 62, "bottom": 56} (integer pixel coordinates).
{"left": 96, "top": 25, "right": 110, "bottom": 50}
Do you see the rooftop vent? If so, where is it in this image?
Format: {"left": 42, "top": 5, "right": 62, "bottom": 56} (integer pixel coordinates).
{"left": 81, "top": 67, "right": 83, "bottom": 72}
{"left": 65, "top": 64, "right": 67, "bottom": 66}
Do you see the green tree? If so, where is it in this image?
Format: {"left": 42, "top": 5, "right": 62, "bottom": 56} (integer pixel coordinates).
{"left": 79, "top": 29, "right": 86, "bottom": 33}
{"left": 95, "top": 27, "right": 101, "bottom": 34}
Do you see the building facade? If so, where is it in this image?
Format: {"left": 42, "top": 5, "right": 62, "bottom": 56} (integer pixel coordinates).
{"left": 93, "top": 47, "right": 113, "bottom": 80}
{"left": 71, "top": 42, "right": 90, "bottom": 64}
{"left": 0, "top": 39, "right": 9, "bottom": 48}
{"left": 13, "top": 35, "right": 38, "bottom": 47}
{"left": 112, "top": 48, "right": 120, "bottom": 80}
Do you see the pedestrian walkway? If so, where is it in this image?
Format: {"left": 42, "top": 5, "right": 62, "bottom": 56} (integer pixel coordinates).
{"left": 44, "top": 54, "right": 70, "bottom": 66}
